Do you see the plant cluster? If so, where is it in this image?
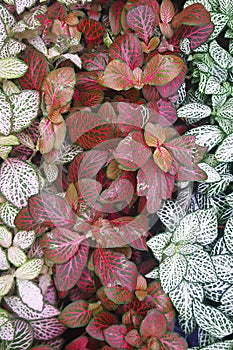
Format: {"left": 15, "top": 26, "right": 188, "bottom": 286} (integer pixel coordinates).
{"left": 0, "top": 0, "right": 232, "bottom": 349}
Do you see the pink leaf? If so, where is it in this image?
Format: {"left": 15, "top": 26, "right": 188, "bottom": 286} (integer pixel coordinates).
{"left": 98, "top": 60, "right": 134, "bottom": 91}
{"left": 82, "top": 52, "right": 108, "bottom": 71}
{"left": 160, "top": 0, "right": 175, "bottom": 24}
{"left": 78, "top": 18, "right": 105, "bottom": 44}
{"left": 30, "top": 318, "right": 66, "bottom": 340}
{"left": 172, "top": 3, "right": 210, "bottom": 28}
{"left": 59, "top": 300, "right": 92, "bottom": 328}
{"left": 77, "top": 268, "right": 95, "bottom": 293}
{"left": 140, "top": 309, "right": 167, "bottom": 339}
{"left": 156, "top": 65, "right": 186, "bottom": 98}
{"left": 109, "top": 1, "right": 125, "bottom": 35}
{"left": 127, "top": 6, "right": 156, "bottom": 44}
{"left": 65, "top": 336, "right": 89, "bottom": 350}
{"left": 125, "top": 329, "right": 143, "bottom": 347}
{"left": 86, "top": 312, "right": 117, "bottom": 340}
{"left": 104, "top": 286, "right": 134, "bottom": 304}
{"left": 160, "top": 332, "right": 188, "bottom": 350}
{"left": 104, "top": 325, "right": 129, "bottom": 349}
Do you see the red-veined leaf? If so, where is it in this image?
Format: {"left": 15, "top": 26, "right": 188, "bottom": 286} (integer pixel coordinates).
{"left": 117, "top": 103, "right": 149, "bottom": 132}
{"left": 172, "top": 3, "right": 210, "bottom": 28}
{"left": 142, "top": 85, "right": 160, "bottom": 101}
{"left": 19, "top": 49, "right": 48, "bottom": 92}
{"left": 104, "top": 325, "right": 129, "bottom": 349}
{"left": 14, "top": 206, "right": 47, "bottom": 237}
{"left": 165, "top": 135, "right": 196, "bottom": 168}
{"left": 77, "top": 268, "right": 95, "bottom": 293}
{"left": 97, "top": 288, "right": 118, "bottom": 311}
{"left": 127, "top": 5, "right": 156, "bottom": 44}
{"left": 143, "top": 54, "right": 185, "bottom": 86}
{"left": 153, "top": 146, "right": 173, "bottom": 172}
{"left": 104, "top": 286, "right": 134, "bottom": 304}
{"left": 38, "top": 118, "right": 55, "bottom": 154}
{"left": 53, "top": 120, "right": 66, "bottom": 150}
{"left": 82, "top": 52, "right": 108, "bottom": 71}
{"left": 78, "top": 18, "right": 105, "bottom": 44}
{"left": 98, "top": 60, "right": 134, "bottom": 91}
{"left": 76, "top": 179, "right": 102, "bottom": 206}
{"left": 80, "top": 90, "right": 104, "bottom": 107}
{"left": 160, "top": 332, "right": 188, "bottom": 350}
{"left": 156, "top": 65, "right": 186, "bottom": 98}
{"left": 31, "top": 347, "right": 53, "bottom": 350}
{"left": 40, "top": 228, "right": 85, "bottom": 264}
{"left": 100, "top": 177, "right": 134, "bottom": 204}
{"left": 106, "top": 160, "right": 122, "bottom": 180}
{"left": 176, "top": 165, "right": 207, "bottom": 182}
{"left": 59, "top": 300, "right": 92, "bottom": 328}
{"left": 86, "top": 312, "right": 117, "bottom": 340}
{"left": 147, "top": 281, "right": 173, "bottom": 313}
{"left": 125, "top": 329, "right": 143, "bottom": 347}
{"left": 76, "top": 71, "right": 105, "bottom": 91}
{"left": 160, "top": 0, "right": 175, "bottom": 24}
{"left": 30, "top": 318, "right": 66, "bottom": 340}
{"left": 55, "top": 242, "right": 89, "bottom": 292}
{"left": 142, "top": 36, "right": 160, "bottom": 53}
{"left": 159, "top": 22, "right": 174, "bottom": 38}
{"left": 94, "top": 249, "right": 138, "bottom": 291}
{"left": 109, "top": 1, "right": 124, "bottom": 35}
{"left": 42, "top": 67, "right": 75, "bottom": 115}
{"left": 149, "top": 100, "right": 177, "bottom": 127}
{"left": 65, "top": 336, "right": 89, "bottom": 350}
{"left": 140, "top": 309, "right": 167, "bottom": 339}
{"left": 109, "top": 34, "right": 143, "bottom": 70}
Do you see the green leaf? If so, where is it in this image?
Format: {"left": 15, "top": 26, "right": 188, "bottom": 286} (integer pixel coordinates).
{"left": 15, "top": 258, "right": 43, "bottom": 280}
{"left": 186, "top": 126, "right": 225, "bottom": 151}
{"left": 8, "top": 246, "right": 27, "bottom": 267}
{"left": 209, "top": 40, "right": 233, "bottom": 69}
{"left": 217, "top": 98, "right": 233, "bottom": 119}
{"left": 0, "top": 225, "right": 12, "bottom": 248}
{"left": 193, "top": 300, "right": 233, "bottom": 338}
{"left": 215, "top": 134, "right": 233, "bottom": 162}
{"left": 159, "top": 253, "right": 187, "bottom": 293}
{"left": 219, "top": 0, "right": 233, "bottom": 15}
{"left": 0, "top": 202, "right": 19, "bottom": 228}
{"left": 224, "top": 217, "right": 233, "bottom": 253}
{"left": 0, "top": 58, "right": 27, "bottom": 79}
{"left": 177, "top": 103, "right": 211, "bottom": 121}
{"left": 0, "top": 275, "right": 14, "bottom": 296}
{"left": 198, "top": 163, "right": 221, "bottom": 183}
{"left": 172, "top": 212, "right": 199, "bottom": 244}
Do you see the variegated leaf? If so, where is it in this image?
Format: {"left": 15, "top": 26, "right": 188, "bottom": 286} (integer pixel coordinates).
{"left": 195, "top": 209, "right": 218, "bottom": 245}
{"left": 8, "top": 246, "right": 27, "bottom": 267}
{"left": 157, "top": 201, "right": 185, "bottom": 231}
{"left": 172, "top": 212, "right": 199, "bottom": 244}
{"left": 147, "top": 232, "right": 172, "bottom": 261}
{"left": 15, "top": 258, "right": 43, "bottom": 280}
{"left": 159, "top": 253, "right": 187, "bottom": 293}
{"left": 177, "top": 103, "right": 211, "bottom": 121}
{"left": 188, "top": 341, "right": 233, "bottom": 350}
{"left": 217, "top": 98, "right": 233, "bottom": 120}
{"left": 0, "top": 225, "right": 12, "bottom": 248}
{"left": 186, "top": 250, "right": 217, "bottom": 283}
{"left": 0, "top": 275, "right": 14, "bottom": 296}
{"left": 193, "top": 299, "right": 233, "bottom": 338}
{"left": 212, "top": 255, "right": 233, "bottom": 283}
{"left": 0, "top": 159, "right": 40, "bottom": 209}
{"left": 209, "top": 40, "right": 233, "bottom": 69}
{"left": 219, "top": 0, "right": 233, "bottom": 15}
{"left": 219, "top": 286, "right": 233, "bottom": 317}
{"left": 14, "top": 0, "right": 37, "bottom": 14}
{"left": 224, "top": 217, "right": 233, "bottom": 253}
{"left": 0, "top": 319, "right": 14, "bottom": 341}
{"left": 30, "top": 318, "right": 66, "bottom": 340}
{"left": 17, "top": 279, "right": 43, "bottom": 312}
{"left": 208, "top": 12, "right": 229, "bottom": 41}
{"left": 216, "top": 134, "right": 233, "bottom": 162}
{"left": 0, "top": 247, "right": 10, "bottom": 270}
{"left": 186, "top": 126, "right": 225, "bottom": 151}
{"left": 0, "top": 90, "right": 12, "bottom": 136}
{"left": 0, "top": 202, "right": 19, "bottom": 228}
{"left": 198, "top": 163, "right": 221, "bottom": 183}
{"left": 0, "top": 319, "right": 33, "bottom": 349}
{"left": 0, "top": 58, "right": 28, "bottom": 79}
{"left": 13, "top": 230, "right": 35, "bottom": 250}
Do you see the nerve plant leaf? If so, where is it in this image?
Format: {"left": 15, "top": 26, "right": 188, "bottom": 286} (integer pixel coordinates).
{"left": 17, "top": 280, "right": 43, "bottom": 312}
{"left": 15, "top": 258, "right": 43, "bottom": 280}
{"left": 14, "top": 0, "right": 37, "bottom": 14}
{"left": 0, "top": 58, "right": 28, "bottom": 79}
{"left": 59, "top": 300, "right": 92, "bottom": 328}
{"left": 0, "top": 319, "right": 33, "bottom": 349}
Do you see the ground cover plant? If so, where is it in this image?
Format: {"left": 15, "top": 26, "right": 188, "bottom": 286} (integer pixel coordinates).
{"left": 0, "top": 0, "right": 232, "bottom": 349}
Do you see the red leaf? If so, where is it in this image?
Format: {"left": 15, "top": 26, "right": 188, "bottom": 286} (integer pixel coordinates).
{"left": 172, "top": 3, "right": 210, "bottom": 28}
{"left": 149, "top": 100, "right": 177, "bottom": 127}
{"left": 78, "top": 18, "right": 105, "bottom": 44}
{"left": 77, "top": 268, "right": 95, "bottom": 293}
{"left": 109, "top": 34, "right": 143, "bottom": 70}
{"left": 104, "top": 325, "right": 129, "bottom": 349}
{"left": 160, "top": 0, "right": 175, "bottom": 24}
{"left": 82, "top": 52, "right": 108, "bottom": 71}
{"left": 104, "top": 286, "right": 134, "bottom": 304}
{"left": 76, "top": 71, "right": 105, "bottom": 91}
{"left": 147, "top": 281, "right": 173, "bottom": 313}
{"left": 94, "top": 249, "right": 138, "bottom": 292}
{"left": 117, "top": 103, "right": 149, "bottom": 132}
{"left": 142, "top": 85, "right": 160, "bottom": 101}
{"left": 42, "top": 68, "right": 75, "bottom": 115}
{"left": 127, "top": 5, "right": 156, "bottom": 44}
{"left": 165, "top": 135, "right": 196, "bottom": 168}
{"left": 15, "top": 206, "right": 46, "bottom": 236}
{"left": 55, "top": 242, "right": 89, "bottom": 291}
{"left": 38, "top": 118, "right": 55, "bottom": 154}
{"left": 160, "top": 332, "right": 188, "bottom": 350}
{"left": 97, "top": 288, "right": 118, "bottom": 311}
{"left": 59, "top": 300, "right": 92, "bottom": 328}
{"left": 30, "top": 318, "right": 66, "bottom": 340}
{"left": 40, "top": 228, "right": 85, "bottom": 264}
{"left": 19, "top": 49, "right": 48, "bottom": 92}
{"left": 143, "top": 54, "right": 185, "bottom": 86}
{"left": 76, "top": 179, "right": 102, "bottom": 206}
{"left": 140, "top": 309, "right": 167, "bottom": 339}
{"left": 80, "top": 90, "right": 104, "bottom": 107}
{"left": 176, "top": 165, "right": 207, "bottom": 182}
{"left": 156, "top": 65, "right": 186, "bottom": 98}
{"left": 99, "top": 60, "right": 134, "bottom": 91}
{"left": 86, "top": 312, "right": 117, "bottom": 340}
{"left": 125, "top": 329, "right": 143, "bottom": 347}
{"left": 65, "top": 336, "right": 89, "bottom": 350}
{"left": 109, "top": 1, "right": 125, "bottom": 35}
{"left": 100, "top": 177, "right": 135, "bottom": 205}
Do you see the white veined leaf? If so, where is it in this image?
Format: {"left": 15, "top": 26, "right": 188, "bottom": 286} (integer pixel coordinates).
{"left": 215, "top": 133, "right": 233, "bottom": 162}
{"left": 219, "top": 286, "right": 233, "bottom": 316}
{"left": 219, "top": 0, "right": 233, "bottom": 15}
{"left": 208, "top": 12, "right": 229, "bottom": 41}
{"left": 159, "top": 253, "right": 187, "bottom": 293}
{"left": 0, "top": 319, "right": 14, "bottom": 341}
{"left": 8, "top": 246, "right": 27, "bottom": 267}
{"left": 17, "top": 280, "right": 43, "bottom": 312}
{"left": 0, "top": 225, "right": 12, "bottom": 248}
{"left": 178, "top": 243, "right": 202, "bottom": 255}
{"left": 186, "top": 250, "right": 217, "bottom": 283}
{"left": 28, "top": 36, "right": 48, "bottom": 56}
{"left": 145, "top": 267, "right": 159, "bottom": 279}
{"left": 212, "top": 255, "right": 233, "bottom": 283}
{"left": 157, "top": 200, "right": 185, "bottom": 231}
{"left": 198, "top": 328, "right": 218, "bottom": 348}
{"left": 196, "top": 209, "right": 218, "bottom": 245}
{"left": 178, "top": 315, "right": 196, "bottom": 335}
{"left": 211, "top": 237, "right": 229, "bottom": 256}
{"left": 172, "top": 212, "right": 199, "bottom": 244}
{"left": 30, "top": 317, "right": 66, "bottom": 340}
{"left": 13, "top": 230, "right": 35, "bottom": 250}
{"left": 0, "top": 39, "right": 26, "bottom": 59}
{"left": 224, "top": 217, "right": 233, "bottom": 253}
{"left": 193, "top": 43, "right": 209, "bottom": 53}
{"left": 14, "top": 0, "right": 37, "bottom": 14}
{"left": 0, "top": 159, "right": 40, "bottom": 209}
{"left": 212, "top": 93, "right": 227, "bottom": 109}
{"left": 0, "top": 58, "right": 28, "bottom": 79}
{"left": 147, "top": 232, "right": 172, "bottom": 261}
{"left": 177, "top": 103, "right": 211, "bottom": 121}
{"left": 57, "top": 0, "right": 79, "bottom": 4}
{"left": 4, "top": 296, "right": 60, "bottom": 320}
{"left": 0, "top": 201, "right": 19, "bottom": 228}
{"left": 43, "top": 162, "right": 59, "bottom": 183}
{"left": 0, "top": 319, "right": 33, "bottom": 349}
{"left": 0, "top": 19, "right": 7, "bottom": 52}
{"left": 226, "top": 193, "right": 233, "bottom": 207}
{"left": 63, "top": 53, "right": 82, "bottom": 68}
{"left": 9, "top": 90, "right": 39, "bottom": 133}
{"left": 0, "top": 145, "right": 12, "bottom": 160}
{"left": 193, "top": 299, "right": 233, "bottom": 338}
{"left": 163, "top": 242, "right": 176, "bottom": 257}
{"left": 189, "top": 340, "right": 233, "bottom": 350}
{"left": 0, "top": 4, "right": 16, "bottom": 27}
{"left": 198, "top": 163, "right": 221, "bottom": 183}
{"left": 0, "top": 90, "right": 12, "bottom": 136}
{"left": 225, "top": 28, "right": 233, "bottom": 38}
{"left": 0, "top": 247, "right": 10, "bottom": 270}
{"left": 51, "top": 143, "right": 82, "bottom": 165}
{"left": 217, "top": 98, "right": 233, "bottom": 119}
{"left": 205, "top": 280, "right": 231, "bottom": 303}
{"left": 15, "top": 258, "right": 43, "bottom": 280}
{"left": 0, "top": 275, "right": 14, "bottom": 296}
{"left": 216, "top": 117, "right": 233, "bottom": 135}
{"left": 209, "top": 40, "right": 233, "bottom": 69}
{"left": 186, "top": 125, "right": 225, "bottom": 151}
{"left": 2, "top": 81, "right": 20, "bottom": 97}
{"left": 183, "top": 0, "right": 212, "bottom": 11}
{"left": 205, "top": 76, "right": 221, "bottom": 95}
{"left": 180, "top": 38, "right": 191, "bottom": 55}
{"left": 169, "top": 281, "right": 204, "bottom": 320}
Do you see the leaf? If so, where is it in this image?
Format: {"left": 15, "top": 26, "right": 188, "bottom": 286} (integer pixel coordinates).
{"left": 140, "top": 309, "right": 167, "bottom": 339}
{"left": 109, "top": 1, "right": 124, "bottom": 35}
{"left": 42, "top": 67, "right": 76, "bottom": 115}
{"left": 0, "top": 58, "right": 28, "bottom": 79}
{"left": 0, "top": 159, "right": 39, "bottom": 209}
{"left": 160, "top": 332, "right": 188, "bottom": 350}
{"left": 143, "top": 54, "right": 185, "bottom": 86}
{"left": 86, "top": 312, "right": 117, "bottom": 341}
{"left": 172, "top": 212, "right": 199, "bottom": 244}
{"left": 19, "top": 49, "right": 48, "bottom": 92}
{"left": 81, "top": 52, "right": 108, "bottom": 71}
{"left": 196, "top": 209, "right": 218, "bottom": 245}
{"left": 173, "top": 3, "right": 210, "bottom": 27}
{"left": 127, "top": 5, "right": 156, "bottom": 44}
{"left": 9, "top": 91, "right": 39, "bottom": 133}
{"left": 224, "top": 217, "right": 233, "bottom": 253}
{"left": 186, "top": 250, "right": 217, "bottom": 283}
{"left": 59, "top": 300, "right": 92, "bottom": 328}
{"left": 15, "top": 258, "right": 43, "bottom": 280}
{"left": 125, "top": 329, "right": 143, "bottom": 347}
{"left": 78, "top": 18, "right": 105, "bottom": 44}
{"left": 0, "top": 90, "right": 12, "bottom": 136}
{"left": 0, "top": 275, "right": 14, "bottom": 296}
{"left": 160, "top": 0, "right": 175, "bottom": 24}
{"left": 99, "top": 60, "right": 134, "bottom": 91}
{"left": 193, "top": 300, "right": 233, "bottom": 338}
{"left": 14, "top": 0, "right": 37, "bottom": 14}
{"left": 147, "top": 232, "right": 172, "bottom": 261}
{"left": 177, "top": 103, "right": 211, "bottom": 121}
{"left": 0, "top": 225, "right": 12, "bottom": 248}
{"left": 65, "top": 336, "right": 88, "bottom": 350}
{"left": 30, "top": 318, "right": 66, "bottom": 340}
{"left": 0, "top": 319, "right": 14, "bottom": 341}
{"left": 159, "top": 254, "right": 187, "bottom": 293}
{"left": 212, "top": 255, "right": 233, "bottom": 283}
{"left": 13, "top": 230, "right": 35, "bottom": 250}
{"left": 104, "top": 325, "right": 128, "bottom": 349}
{"left": 216, "top": 134, "right": 233, "bottom": 162}
{"left": 55, "top": 242, "right": 89, "bottom": 292}
{"left": 158, "top": 201, "right": 185, "bottom": 231}
{"left": 0, "top": 319, "right": 33, "bottom": 349}
{"left": 8, "top": 246, "right": 27, "bottom": 267}
{"left": 109, "top": 34, "right": 143, "bottom": 70}
{"left": 40, "top": 228, "right": 85, "bottom": 264}
{"left": 94, "top": 249, "right": 138, "bottom": 292}
{"left": 153, "top": 147, "right": 173, "bottom": 172}
{"left": 104, "top": 286, "right": 134, "bottom": 304}
{"left": 186, "top": 126, "right": 225, "bottom": 152}
{"left": 209, "top": 40, "right": 233, "bottom": 69}
{"left": 17, "top": 280, "right": 43, "bottom": 312}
